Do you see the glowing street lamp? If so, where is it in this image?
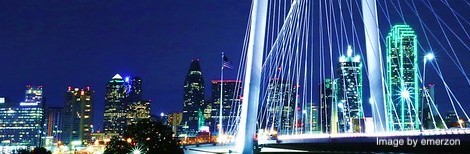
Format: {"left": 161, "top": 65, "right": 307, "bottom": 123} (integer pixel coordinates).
{"left": 425, "top": 53, "right": 435, "bottom": 61}
{"left": 422, "top": 52, "right": 435, "bottom": 131}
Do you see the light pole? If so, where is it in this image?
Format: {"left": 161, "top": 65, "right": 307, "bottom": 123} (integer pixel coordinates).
{"left": 421, "top": 52, "right": 435, "bottom": 132}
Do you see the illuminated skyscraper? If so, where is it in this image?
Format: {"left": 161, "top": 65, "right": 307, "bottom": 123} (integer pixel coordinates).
{"left": 211, "top": 80, "right": 242, "bottom": 135}
{"left": 167, "top": 112, "right": 183, "bottom": 135}
{"left": 303, "top": 102, "right": 318, "bottom": 133}
{"left": 181, "top": 60, "right": 205, "bottom": 137}
{"left": 104, "top": 74, "right": 128, "bottom": 135}
{"left": 320, "top": 79, "right": 336, "bottom": 133}
{"left": 62, "top": 87, "right": 93, "bottom": 146}
{"left": 336, "top": 46, "right": 364, "bottom": 133}
{"left": 421, "top": 84, "right": 436, "bottom": 129}
{"left": 0, "top": 86, "right": 44, "bottom": 149}
{"left": 263, "top": 79, "right": 298, "bottom": 134}
{"left": 127, "top": 77, "right": 142, "bottom": 102}
{"left": 385, "top": 25, "right": 420, "bottom": 131}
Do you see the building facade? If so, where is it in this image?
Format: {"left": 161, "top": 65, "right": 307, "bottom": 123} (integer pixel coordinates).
{"left": 262, "top": 79, "right": 298, "bottom": 134}
{"left": 104, "top": 74, "right": 128, "bottom": 135}
{"left": 336, "top": 46, "right": 364, "bottom": 133}
{"left": 320, "top": 79, "right": 336, "bottom": 134}
{"left": 181, "top": 60, "right": 205, "bottom": 137}
{"left": 421, "top": 84, "right": 436, "bottom": 129}
{"left": 0, "top": 86, "right": 44, "bottom": 148}
{"left": 385, "top": 25, "right": 420, "bottom": 131}
{"left": 126, "top": 100, "right": 151, "bottom": 125}
{"left": 62, "top": 87, "right": 93, "bottom": 146}
{"left": 210, "top": 80, "right": 242, "bottom": 135}
{"left": 167, "top": 113, "right": 183, "bottom": 136}
{"left": 303, "top": 102, "right": 318, "bottom": 133}
{"left": 43, "top": 107, "right": 63, "bottom": 147}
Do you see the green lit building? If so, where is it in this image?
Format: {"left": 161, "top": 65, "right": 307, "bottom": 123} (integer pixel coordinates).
{"left": 336, "top": 46, "right": 364, "bottom": 133}
{"left": 385, "top": 25, "right": 420, "bottom": 131}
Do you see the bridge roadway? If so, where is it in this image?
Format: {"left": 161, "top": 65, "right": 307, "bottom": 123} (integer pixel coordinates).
{"left": 185, "top": 129, "right": 470, "bottom": 153}
{"left": 263, "top": 129, "right": 470, "bottom": 153}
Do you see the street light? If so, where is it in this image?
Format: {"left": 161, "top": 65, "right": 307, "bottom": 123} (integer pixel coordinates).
{"left": 421, "top": 52, "right": 435, "bottom": 132}
{"left": 425, "top": 53, "right": 435, "bottom": 61}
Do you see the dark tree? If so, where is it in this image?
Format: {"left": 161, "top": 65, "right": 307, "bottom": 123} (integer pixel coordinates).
{"left": 105, "top": 119, "right": 183, "bottom": 154}
{"left": 104, "top": 136, "right": 132, "bottom": 154}
{"left": 16, "top": 147, "right": 51, "bottom": 154}
{"left": 31, "top": 147, "right": 52, "bottom": 154}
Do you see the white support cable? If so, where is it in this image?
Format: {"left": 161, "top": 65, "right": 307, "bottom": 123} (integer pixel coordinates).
{"left": 419, "top": 0, "right": 470, "bottom": 86}
{"left": 430, "top": 61, "right": 464, "bottom": 128}
{"left": 439, "top": 0, "right": 470, "bottom": 40}
{"left": 432, "top": 61, "right": 470, "bottom": 122}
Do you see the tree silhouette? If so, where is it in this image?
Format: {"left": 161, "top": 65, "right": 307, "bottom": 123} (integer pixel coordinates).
{"left": 105, "top": 119, "right": 183, "bottom": 154}
{"left": 104, "top": 136, "right": 132, "bottom": 154}
{"left": 16, "top": 147, "right": 52, "bottom": 154}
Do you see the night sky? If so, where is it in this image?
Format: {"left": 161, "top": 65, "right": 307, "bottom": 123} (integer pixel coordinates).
{"left": 0, "top": 1, "right": 468, "bottom": 131}
{"left": 0, "top": 1, "right": 251, "bottom": 130}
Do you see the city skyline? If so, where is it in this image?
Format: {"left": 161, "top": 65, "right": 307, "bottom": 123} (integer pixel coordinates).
{"left": 0, "top": 0, "right": 468, "bottom": 138}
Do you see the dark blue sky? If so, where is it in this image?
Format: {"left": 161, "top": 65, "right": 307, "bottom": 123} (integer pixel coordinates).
{"left": 0, "top": 1, "right": 250, "bottom": 131}
{"left": 0, "top": 1, "right": 468, "bottom": 131}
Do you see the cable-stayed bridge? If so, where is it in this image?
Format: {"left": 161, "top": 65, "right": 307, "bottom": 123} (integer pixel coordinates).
{"left": 186, "top": 0, "right": 470, "bottom": 153}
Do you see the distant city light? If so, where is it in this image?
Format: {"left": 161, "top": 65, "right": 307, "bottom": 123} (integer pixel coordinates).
{"left": 160, "top": 112, "right": 165, "bottom": 117}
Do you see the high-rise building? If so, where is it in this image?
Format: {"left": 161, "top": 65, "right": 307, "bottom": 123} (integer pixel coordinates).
{"left": 104, "top": 74, "right": 128, "bottom": 135}
{"left": 62, "top": 87, "right": 93, "bottom": 146}
{"left": 126, "top": 77, "right": 142, "bottom": 102}
{"left": 104, "top": 75, "right": 150, "bottom": 135}
{"left": 126, "top": 100, "right": 150, "bottom": 125}
{"left": 319, "top": 79, "right": 336, "bottom": 134}
{"left": 421, "top": 84, "right": 436, "bottom": 129}
{"left": 445, "top": 110, "right": 459, "bottom": 128}
{"left": 167, "top": 113, "right": 183, "bottom": 136}
{"left": 43, "top": 107, "right": 63, "bottom": 147}
{"left": 211, "top": 80, "right": 242, "bottom": 135}
{"left": 303, "top": 102, "right": 318, "bottom": 133}
{"left": 336, "top": 46, "right": 364, "bottom": 133}
{"left": 0, "top": 86, "right": 44, "bottom": 149}
{"left": 263, "top": 79, "right": 298, "bottom": 134}
{"left": 385, "top": 25, "right": 420, "bottom": 131}
{"left": 181, "top": 60, "right": 205, "bottom": 137}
